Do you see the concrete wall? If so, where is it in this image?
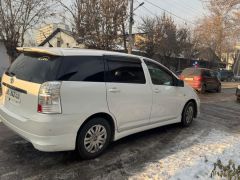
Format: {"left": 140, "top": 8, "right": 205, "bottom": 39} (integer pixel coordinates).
{"left": 0, "top": 41, "right": 10, "bottom": 77}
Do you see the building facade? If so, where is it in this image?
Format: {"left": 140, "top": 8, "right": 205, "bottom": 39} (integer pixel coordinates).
{"left": 36, "top": 23, "right": 70, "bottom": 45}
{"left": 38, "top": 28, "right": 84, "bottom": 48}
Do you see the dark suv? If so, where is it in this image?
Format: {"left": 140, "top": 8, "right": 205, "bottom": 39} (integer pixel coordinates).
{"left": 219, "top": 70, "right": 234, "bottom": 82}
{"left": 180, "top": 68, "right": 221, "bottom": 93}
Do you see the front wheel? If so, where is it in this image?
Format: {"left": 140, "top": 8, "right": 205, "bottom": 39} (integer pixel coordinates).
{"left": 76, "top": 118, "right": 112, "bottom": 159}
{"left": 181, "top": 102, "right": 195, "bottom": 127}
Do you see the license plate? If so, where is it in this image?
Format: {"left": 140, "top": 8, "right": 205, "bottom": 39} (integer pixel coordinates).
{"left": 6, "top": 88, "right": 21, "bottom": 104}
{"left": 185, "top": 78, "right": 193, "bottom": 81}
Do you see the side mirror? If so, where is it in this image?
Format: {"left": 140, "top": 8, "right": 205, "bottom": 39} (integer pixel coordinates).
{"left": 176, "top": 79, "right": 184, "bottom": 87}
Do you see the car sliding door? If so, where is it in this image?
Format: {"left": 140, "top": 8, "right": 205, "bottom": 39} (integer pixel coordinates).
{"left": 105, "top": 56, "right": 152, "bottom": 132}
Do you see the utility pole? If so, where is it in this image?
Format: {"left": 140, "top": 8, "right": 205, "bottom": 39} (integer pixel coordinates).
{"left": 128, "top": 0, "right": 134, "bottom": 54}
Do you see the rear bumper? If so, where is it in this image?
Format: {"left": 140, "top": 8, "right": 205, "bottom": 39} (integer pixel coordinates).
{"left": 185, "top": 81, "right": 201, "bottom": 91}
{"left": 0, "top": 105, "right": 77, "bottom": 152}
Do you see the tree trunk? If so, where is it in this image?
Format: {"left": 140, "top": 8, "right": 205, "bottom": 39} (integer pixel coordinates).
{"left": 121, "top": 19, "right": 127, "bottom": 53}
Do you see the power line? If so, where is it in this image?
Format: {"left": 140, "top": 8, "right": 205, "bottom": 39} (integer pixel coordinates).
{"left": 171, "top": 0, "right": 204, "bottom": 15}
{"left": 144, "top": 0, "right": 197, "bottom": 25}
{"left": 141, "top": 5, "right": 156, "bottom": 16}
{"left": 136, "top": 0, "right": 156, "bottom": 16}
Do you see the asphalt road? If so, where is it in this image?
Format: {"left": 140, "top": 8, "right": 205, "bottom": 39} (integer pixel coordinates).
{"left": 0, "top": 89, "right": 239, "bottom": 180}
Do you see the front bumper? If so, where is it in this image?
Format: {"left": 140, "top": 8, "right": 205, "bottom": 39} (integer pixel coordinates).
{"left": 0, "top": 105, "right": 77, "bottom": 152}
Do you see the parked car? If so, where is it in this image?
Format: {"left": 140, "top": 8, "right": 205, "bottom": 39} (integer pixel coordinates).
{"left": 180, "top": 68, "right": 221, "bottom": 93}
{"left": 236, "top": 85, "right": 240, "bottom": 101}
{"left": 0, "top": 48, "right": 200, "bottom": 159}
{"left": 234, "top": 75, "right": 240, "bottom": 82}
{"left": 219, "top": 69, "right": 234, "bottom": 82}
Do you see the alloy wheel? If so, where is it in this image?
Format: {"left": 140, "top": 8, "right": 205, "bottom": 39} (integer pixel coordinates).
{"left": 185, "top": 106, "right": 194, "bottom": 124}
{"left": 84, "top": 125, "right": 107, "bottom": 153}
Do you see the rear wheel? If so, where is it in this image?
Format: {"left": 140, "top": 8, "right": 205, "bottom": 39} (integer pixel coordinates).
{"left": 181, "top": 101, "right": 195, "bottom": 127}
{"left": 200, "top": 84, "right": 206, "bottom": 94}
{"left": 76, "top": 118, "right": 112, "bottom": 159}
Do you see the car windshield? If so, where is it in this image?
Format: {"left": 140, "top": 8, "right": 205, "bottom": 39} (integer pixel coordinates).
{"left": 182, "top": 68, "right": 201, "bottom": 76}
{"left": 6, "top": 53, "right": 61, "bottom": 84}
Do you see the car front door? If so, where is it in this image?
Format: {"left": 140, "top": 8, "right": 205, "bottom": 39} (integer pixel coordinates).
{"left": 105, "top": 56, "right": 152, "bottom": 132}
{"left": 144, "top": 60, "right": 185, "bottom": 123}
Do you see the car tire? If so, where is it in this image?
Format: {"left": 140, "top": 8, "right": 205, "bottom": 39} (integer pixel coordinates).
{"left": 200, "top": 84, "right": 206, "bottom": 94}
{"left": 76, "top": 117, "right": 112, "bottom": 160}
{"left": 237, "top": 97, "right": 240, "bottom": 102}
{"left": 181, "top": 101, "right": 195, "bottom": 127}
{"left": 216, "top": 84, "right": 221, "bottom": 93}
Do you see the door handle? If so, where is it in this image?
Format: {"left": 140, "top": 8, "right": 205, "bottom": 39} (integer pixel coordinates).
{"left": 153, "top": 88, "right": 160, "bottom": 93}
{"left": 109, "top": 87, "right": 120, "bottom": 93}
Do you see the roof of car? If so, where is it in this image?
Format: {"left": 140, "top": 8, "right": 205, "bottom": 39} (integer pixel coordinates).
{"left": 184, "top": 67, "right": 211, "bottom": 71}
{"left": 17, "top": 47, "right": 140, "bottom": 58}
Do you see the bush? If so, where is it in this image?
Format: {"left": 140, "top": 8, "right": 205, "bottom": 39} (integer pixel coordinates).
{"left": 211, "top": 159, "right": 240, "bottom": 179}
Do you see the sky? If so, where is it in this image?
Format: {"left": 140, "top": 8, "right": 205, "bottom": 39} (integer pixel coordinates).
{"left": 28, "top": 0, "right": 207, "bottom": 44}
{"left": 133, "top": 0, "right": 206, "bottom": 30}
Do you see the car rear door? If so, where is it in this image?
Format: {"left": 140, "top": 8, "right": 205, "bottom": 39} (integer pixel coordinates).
{"left": 105, "top": 56, "right": 152, "bottom": 132}
{"left": 210, "top": 70, "right": 219, "bottom": 89}
{"left": 202, "top": 70, "right": 213, "bottom": 90}
{"left": 144, "top": 60, "right": 185, "bottom": 123}
{"left": 56, "top": 56, "right": 108, "bottom": 116}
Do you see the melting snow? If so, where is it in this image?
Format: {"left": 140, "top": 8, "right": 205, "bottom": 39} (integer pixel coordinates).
{"left": 130, "top": 129, "right": 240, "bottom": 180}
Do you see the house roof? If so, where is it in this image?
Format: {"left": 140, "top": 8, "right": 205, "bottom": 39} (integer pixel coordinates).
{"left": 194, "top": 47, "right": 221, "bottom": 62}
{"left": 38, "top": 28, "right": 74, "bottom": 46}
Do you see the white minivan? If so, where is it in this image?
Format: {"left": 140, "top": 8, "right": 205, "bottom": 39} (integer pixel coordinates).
{"left": 0, "top": 48, "right": 200, "bottom": 159}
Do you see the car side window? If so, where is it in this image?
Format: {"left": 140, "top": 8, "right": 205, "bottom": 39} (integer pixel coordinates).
{"left": 57, "top": 56, "right": 105, "bottom": 82}
{"left": 210, "top": 71, "right": 216, "bottom": 78}
{"left": 203, "top": 70, "right": 211, "bottom": 77}
{"left": 106, "top": 56, "right": 146, "bottom": 84}
{"left": 144, "top": 60, "right": 174, "bottom": 86}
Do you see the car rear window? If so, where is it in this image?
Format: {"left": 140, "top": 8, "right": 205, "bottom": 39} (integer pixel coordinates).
{"left": 56, "top": 56, "right": 104, "bottom": 82}
{"left": 6, "top": 53, "right": 61, "bottom": 84}
{"left": 182, "top": 68, "right": 202, "bottom": 76}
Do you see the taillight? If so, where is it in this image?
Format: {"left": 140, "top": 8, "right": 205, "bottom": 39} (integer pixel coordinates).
{"left": 179, "top": 75, "right": 184, "bottom": 80}
{"left": 194, "top": 76, "right": 202, "bottom": 81}
{"left": 38, "top": 81, "right": 62, "bottom": 114}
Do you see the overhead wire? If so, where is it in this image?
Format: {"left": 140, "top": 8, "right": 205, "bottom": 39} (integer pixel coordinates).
{"left": 143, "top": 0, "right": 197, "bottom": 25}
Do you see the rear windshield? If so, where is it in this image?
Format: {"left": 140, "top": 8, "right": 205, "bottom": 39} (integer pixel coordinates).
{"left": 182, "top": 68, "right": 202, "bottom": 76}
{"left": 6, "top": 53, "right": 61, "bottom": 84}
{"left": 6, "top": 54, "right": 105, "bottom": 84}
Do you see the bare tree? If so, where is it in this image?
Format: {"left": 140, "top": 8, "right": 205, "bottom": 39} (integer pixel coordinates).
{"left": 57, "top": 0, "right": 128, "bottom": 50}
{"left": 138, "top": 13, "right": 192, "bottom": 58}
{"left": 154, "top": 13, "right": 178, "bottom": 57}
{"left": 137, "top": 17, "right": 156, "bottom": 58}
{"left": 0, "top": 0, "right": 54, "bottom": 62}
{"left": 195, "top": 0, "right": 240, "bottom": 59}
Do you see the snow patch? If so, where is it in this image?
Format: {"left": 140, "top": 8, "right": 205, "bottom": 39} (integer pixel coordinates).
{"left": 130, "top": 129, "right": 240, "bottom": 180}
